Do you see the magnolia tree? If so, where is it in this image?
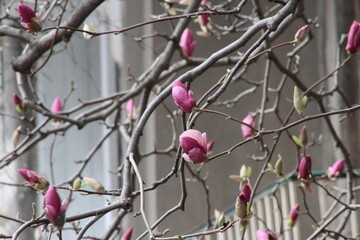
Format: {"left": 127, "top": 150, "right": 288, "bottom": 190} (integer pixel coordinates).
{"left": 1, "top": 0, "right": 360, "bottom": 239}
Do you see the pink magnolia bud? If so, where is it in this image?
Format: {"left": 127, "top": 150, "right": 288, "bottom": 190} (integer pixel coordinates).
{"left": 235, "top": 194, "right": 247, "bottom": 219}
{"left": 51, "top": 97, "right": 63, "bottom": 113}
{"left": 12, "top": 93, "right": 22, "bottom": 105}
{"left": 18, "top": 168, "right": 49, "bottom": 190}
{"left": 18, "top": 3, "right": 42, "bottom": 32}
{"left": 288, "top": 203, "right": 300, "bottom": 227}
{"left": 126, "top": 99, "right": 137, "bottom": 118}
{"left": 327, "top": 159, "right": 345, "bottom": 179}
{"left": 172, "top": 80, "right": 196, "bottom": 113}
{"left": 346, "top": 21, "right": 360, "bottom": 54}
{"left": 179, "top": 129, "right": 208, "bottom": 164}
{"left": 241, "top": 113, "right": 256, "bottom": 139}
{"left": 256, "top": 229, "right": 277, "bottom": 240}
{"left": 294, "top": 25, "right": 309, "bottom": 42}
{"left": 180, "top": 28, "right": 196, "bottom": 57}
{"left": 45, "top": 186, "right": 67, "bottom": 227}
{"left": 240, "top": 179, "right": 252, "bottom": 203}
{"left": 120, "top": 227, "right": 133, "bottom": 240}
{"left": 298, "top": 155, "right": 312, "bottom": 180}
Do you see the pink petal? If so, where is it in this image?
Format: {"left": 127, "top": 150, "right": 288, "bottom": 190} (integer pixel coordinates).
{"left": 51, "top": 97, "right": 63, "bottom": 113}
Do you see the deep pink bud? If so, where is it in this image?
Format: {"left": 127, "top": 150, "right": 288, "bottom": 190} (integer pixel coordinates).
{"left": 241, "top": 113, "right": 256, "bottom": 139}
{"left": 327, "top": 159, "right": 345, "bottom": 179}
{"left": 288, "top": 203, "right": 300, "bottom": 227}
{"left": 346, "top": 21, "right": 360, "bottom": 54}
{"left": 18, "top": 3, "right": 42, "bottom": 32}
{"left": 120, "top": 227, "right": 133, "bottom": 240}
{"left": 256, "top": 229, "right": 277, "bottom": 240}
{"left": 45, "top": 186, "right": 67, "bottom": 226}
{"left": 126, "top": 99, "right": 137, "bottom": 118}
{"left": 12, "top": 93, "right": 22, "bottom": 105}
{"left": 18, "top": 168, "right": 39, "bottom": 184}
{"left": 172, "top": 80, "right": 196, "bottom": 113}
{"left": 180, "top": 28, "right": 196, "bottom": 57}
{"left": 240, "top": 179, "right": 252, "bottom": 203}
{"left": 179, "top": 129, "right": 208, "bottom": 164}
{"left": 18, "top": 168, "right": 49, "bottom": 190}
{"left": 51, "top": 97, "right": 63, "bottom": 113}
{"left": 298, "top": 155, "right": 312, "bottom": 180}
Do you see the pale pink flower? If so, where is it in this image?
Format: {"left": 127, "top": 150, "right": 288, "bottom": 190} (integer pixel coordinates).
{"left": 126, "top": 99, "right": 137, "bottom": 118}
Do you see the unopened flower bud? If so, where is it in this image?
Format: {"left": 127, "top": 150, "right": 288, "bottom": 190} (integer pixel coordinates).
{"left": 288, "top": 203, "right": 300, "bottom": 227}
{"left": 172, "top": 80, "right": 196, "bottom": 113}
{"left": 294, "top": 25, "right": 309, "bottom": 42}
{"left": 256, "top": 229, "right": 277, "bottom": 240}
{"left": 274, "top": 155, "right": 283, "bottom": 177}
{"left": 298, "top": 155, "right": 312, "bottom": 181}
{"left": 241, "top": 113, "right": 256, "bottom": 139}
{"left": 44, "top": 186, "right": 67, "bottom": 227}
{"left": 83, "top": 177, "right": 105, "bottom": 192}
{"left": 120, "top": 227, "right": 133, "bottom": 240}
{"left": 180, "top": 28, "right": 196, "bottom": 57}
{"left": 18, "top": 3, "right": 42, "bottom": 32}
{"left": 72, "top": 178, "right": 82, "bottom": 190}
{"left": 327, "top": 159, "right": 345, "bottom": 180}
{"left": 346, "top": 21, "right": 360, "bottom": 54}
{"left": 299, "top": 125, "right": 308, "bottom": 146}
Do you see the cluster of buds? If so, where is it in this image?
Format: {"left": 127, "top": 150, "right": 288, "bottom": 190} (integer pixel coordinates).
{"left": 180, "top": 28, "right": 196, "bottom": 57}
{"left": 235, "top": 179, "right": 252, "bottom": 226}
{"left": 18, "top": 168, "right": 49, "bottom": 191}
{"left": 172, "top": 80, "right": 196, "bottom": 113}
{"left": 18, "top": 170, "right": 67, "bottom": 227}
{"left": 346, "top": 21, "right": 360, "bottom": 55}
{"left": 179, "top": 129, "right": 213, "bottom": 164}
{"left": 288, "top": 203, "right": 300, "bottom": 227}
{"left": 18, "top": 3, "right": 42, "bottom": 32}
{"left": 327, "top": 159, "right": 345, "bottom": 180}
{"left": 241, "top": 113, "right": 256, "bottom": 139}
{"left": 256, "top": 229, "right": 277, "bottom": 240}
{"left": 45, "top": 186, "right": 68, "bottom": 227}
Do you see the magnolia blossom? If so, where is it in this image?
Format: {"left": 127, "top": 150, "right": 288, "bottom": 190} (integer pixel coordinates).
{"left": 18, "top": 3, "right": 42, "bottom": 32}
{"left": 179, "top": 129, "right": 209, "bottom": 163}
{"left": 18, "top": 168, "right": 49, "bottom": 190}
{"left": 126, "top": 99, "right": 138, "bottom": 118}
{"left": 45, "top": 186, "right": 68, "bottom": 227}
{"left": 180, "top": 28, "right": 196, "bottom": 57}
{"left": 51, "top": 97, "right": 63, "bottom": 113}
{"left": 288, "top": 203, "right": 300, "bottom": 227}
{"left": 346, "top": 21, "right": 360, "bottom": 54}
{"left": 241, "top": 113, "right": 256, "bottom": 138}
{"left": 298, "top": 155, "right": 312, "bottom": 180}
{"left": 12, "top": 93, "right": 25, "bottom": 113}
{"left": 172, "top": 80, "right": 196, "bottom": 113}
{"left": 294, "top": 25, "right": 309, "bottom": 42}
{"left": 327, "top": 159, "right": 345, "bottom": 179}
{"left": 256, "top": 229, "right": 277, "bottom": 240}
{"left": 120, "top": 227, "right": 133, "bottom": 240}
